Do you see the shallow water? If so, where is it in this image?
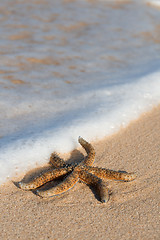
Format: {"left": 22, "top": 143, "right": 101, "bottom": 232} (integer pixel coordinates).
{"left": 0, "top": 0, "right": 160, "bottom": 184}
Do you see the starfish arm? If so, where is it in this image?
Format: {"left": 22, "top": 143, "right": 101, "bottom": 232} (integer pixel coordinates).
{"left": 78, "top": 137, "right": 95, "bottom": 166}
{"left": 81, "top": 166, "right": 136, "bottom": 181}
{"left": 36, "top": 170, "right": 79, "bottom": 198}
{"left": 79, "top": 170, "right": 109, "bottom": 203}
{"left": 50, "top": 152, "right": 66, "bottom": 168}
{"left": 18, "top": 167, "right": 72, "bottom": 190}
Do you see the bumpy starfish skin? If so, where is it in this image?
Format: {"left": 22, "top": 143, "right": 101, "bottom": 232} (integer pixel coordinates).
{"left": 78, "top": 170, "right": 110, "bottom": 202}
{"left": 18, "top": 137, "right": 136, "bottom": 203}
{"left": 80, "top": 166, "right": 136, "bottom": 181}
{"left": 37, "top": 170, "right": 79, "bottom": 198}
{"left": 78, "top": 137, "right": 95, "bottom": 166}
{"left": 18, "top": 166, "right": 73, "bottom": 190}
{"left": 50, "top": 153, "right": 66, "bottom": 168}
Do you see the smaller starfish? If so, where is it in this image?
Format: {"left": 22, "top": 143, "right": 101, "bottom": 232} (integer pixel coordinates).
{"left": 18, "top": 137, "right": 136, "bottom": 203}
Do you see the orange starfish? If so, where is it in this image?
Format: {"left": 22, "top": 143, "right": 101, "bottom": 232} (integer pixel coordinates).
{"left": 18, "top": 137, "right": 136, "bottom": 203}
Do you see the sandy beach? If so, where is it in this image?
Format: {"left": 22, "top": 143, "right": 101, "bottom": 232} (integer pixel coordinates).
{"left": 0, "top": 105, "right": 159, "bottom": 240}
{"left": 0, "top": 1, "right": 160, "bottom": 239}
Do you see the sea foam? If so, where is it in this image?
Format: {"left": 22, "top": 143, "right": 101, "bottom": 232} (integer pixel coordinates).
{"left": 0, "top": 0, "right": 160, "bottom": 184}
{"left": 146, "top": 0, "right": 160, "bottom": 7}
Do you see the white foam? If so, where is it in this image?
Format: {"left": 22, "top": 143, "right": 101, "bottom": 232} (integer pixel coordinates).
{"left": 146, "top": 0, "right": 160, "bottom": 7}
{"left": 0, "top": 0, "right": 160, "bottom": 184}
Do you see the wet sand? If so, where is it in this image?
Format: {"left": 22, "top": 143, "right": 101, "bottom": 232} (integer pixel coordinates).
{"left": 0, "top": 105, "right": 160, "bottom": 240}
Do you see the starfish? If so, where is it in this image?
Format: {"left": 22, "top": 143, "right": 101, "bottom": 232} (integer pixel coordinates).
{"left": 18, "top": 137, "right": 136, "bottom": 203}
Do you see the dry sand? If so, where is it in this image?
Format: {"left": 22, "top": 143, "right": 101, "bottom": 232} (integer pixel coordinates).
{"left": 0, "top": 106, "right": 160, "bottom": 240}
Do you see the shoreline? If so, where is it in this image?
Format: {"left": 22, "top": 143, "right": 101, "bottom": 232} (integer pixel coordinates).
{"left": 1, "top": 105, "right": 160, "bottom": 240}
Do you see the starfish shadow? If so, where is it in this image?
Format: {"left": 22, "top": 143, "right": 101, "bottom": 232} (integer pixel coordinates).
{"left": 14, "top": 149, "right": 84, "bottom": 194}
{"left": 16, "top": 137, "right": 136, "bottom": 202}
